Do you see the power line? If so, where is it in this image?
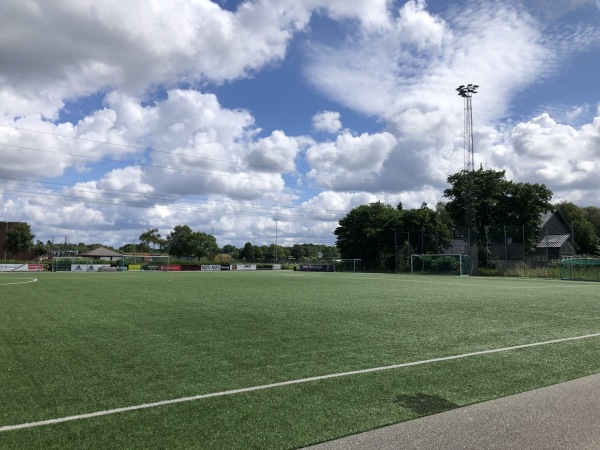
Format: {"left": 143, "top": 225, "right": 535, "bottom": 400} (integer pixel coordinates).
{"left": 0, "top": 175, "right": 352, "bottom": 216}
{"left": 0, "top": 124, "right": 428, "bottom": 189}
{"left": 0, "top": 186, "right": 340, "bottom": 221}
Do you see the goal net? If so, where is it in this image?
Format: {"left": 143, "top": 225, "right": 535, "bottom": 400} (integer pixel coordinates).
{"left": 411, "top": 254, "right": 472, "bottom": 276}
{"left": 560, "top": 258, "right": 600, "bottom": 281}
{"left": 120, "top": 255, "right": 170, "bottom": 271}
{"left": 333, "top": 259, "right": 364, "bottom": 272}
{"left": 51, "top": 257, "right": 93, "bottom": 272}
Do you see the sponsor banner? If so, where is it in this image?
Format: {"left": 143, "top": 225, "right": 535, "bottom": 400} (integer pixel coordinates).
{"left": 231, "top": 264, "right": 257, "bottom": 271}
{"left": 0, "top": 264, "right": 40, "bottom": 272}
{"left": 201, "top": 265, "right": 222, "bottom": 271}
{"left": 1, "top": 264, "right": 45, "bottom": 272}
{"left": 128, "top": 264, "right": 142, "bottom": 271}
{"left": 158, "top": 265, "right": 181, "bottom": 271}
{"left": 272, "top": 264, "right": 282, "bottom": 270}
{"left": 70, "top": 264, "right": 111, "bottom": 272}
{"left": 221, "top": 265, "right": 231, "bottom": 271}
{"left": 299, "top": 264, "right": 333, "bottom": 272}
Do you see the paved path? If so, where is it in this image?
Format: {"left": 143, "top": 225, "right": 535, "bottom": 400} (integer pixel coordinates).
{"left": 305, "top": 373, "right": 600, "bottom": 449}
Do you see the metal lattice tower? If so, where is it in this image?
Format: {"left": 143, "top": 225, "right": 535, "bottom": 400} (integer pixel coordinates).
{"left": 456, "top": 84, "right": 478, "bottom": 172}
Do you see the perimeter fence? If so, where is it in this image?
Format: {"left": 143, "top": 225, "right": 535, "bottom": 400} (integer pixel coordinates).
{"left": 396, "top": 222, "right": 576, "bottom": 277}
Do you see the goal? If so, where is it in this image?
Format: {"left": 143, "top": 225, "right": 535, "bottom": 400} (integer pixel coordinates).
{"left": 411, "top": 254, "right": 472, "bottom": 276}
{"left": 51, "top": 257, "right": 92, "bottom": 272}
{"left": 333, "top": 259, "right": 364, "bottom": 272}
{"left": 560, "top": 258, "right": 600, "bottom": 281}
{"left": 120, "top": 255, "right": 170, "bottom": 271}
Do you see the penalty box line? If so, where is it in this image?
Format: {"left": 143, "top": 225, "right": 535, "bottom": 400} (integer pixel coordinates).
{"left": 2, "top": 332, "right": 600, "bottom": 433}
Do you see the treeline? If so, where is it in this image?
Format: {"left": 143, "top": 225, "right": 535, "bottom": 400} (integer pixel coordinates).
{"left": 25, "top": 224, "right": 339, "bottom": 264}
{"left": 335, "top": 169, "right": 600, "bottom": 270}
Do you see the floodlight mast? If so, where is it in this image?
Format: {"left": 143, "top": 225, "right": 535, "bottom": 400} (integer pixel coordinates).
{"left": 456, "top": 84, "right": 478, "bottom": 172}
{"left": 456, "top": 84, "right": 479, "bottom": 234}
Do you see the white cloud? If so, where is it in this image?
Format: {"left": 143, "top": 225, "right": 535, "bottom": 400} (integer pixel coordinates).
{"left": 509, "top": 112, "right": 600, "bottom": 190}
{"left": 312, "top": 111, "right": 342, "bottom": 133}
{"left": 306, "top": 131, "right": 397, "bottom": 188}
{"left": 2, "top": 0, "right": 600, "bottom": 248}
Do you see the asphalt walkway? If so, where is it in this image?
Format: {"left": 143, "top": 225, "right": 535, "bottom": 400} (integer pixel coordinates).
{"left": 305, "top": 373, "right": 600, "bottom": 449}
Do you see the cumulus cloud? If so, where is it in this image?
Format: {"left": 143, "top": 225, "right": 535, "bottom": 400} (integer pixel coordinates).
{"left": 305, "top": 131, "right": 397, "bottom": 189}
{"left": 312, "top": 111, "right": 342, "bottom": 133}
{"left": 509, "top": 112, "right": 600, "bottom": 191}
{"left": 1, "top": 0, "right": 600, "bottom": 248}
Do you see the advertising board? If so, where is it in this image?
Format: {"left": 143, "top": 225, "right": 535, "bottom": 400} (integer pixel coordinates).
{"left": 231, "top": 264, "right": 257, "bottom": 271}
{"left": 70, "top": 264, "right": 111, "bottom": 272}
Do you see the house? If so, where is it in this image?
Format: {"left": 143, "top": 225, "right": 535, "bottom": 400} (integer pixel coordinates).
{"left": 443, "top": 210, "right": 576, "bottom": 272}
{"left": 79, "top": 246, "right": 124, "bottom": 262}
{"left": 534, "top": 210, "right": 576, "bottom": 260}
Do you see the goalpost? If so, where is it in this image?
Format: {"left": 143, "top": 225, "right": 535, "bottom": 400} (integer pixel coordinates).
{"left": 120, "top": 255, "right": 171, "bottom": 271}
{"left": 560, "top": 258, "right": 600, "bottom": 281}
{"left": 333, "top": 259, "right": 364, "bottom": 272}
{"left": 411, "top": 254, "right": 472, "bottom": 276}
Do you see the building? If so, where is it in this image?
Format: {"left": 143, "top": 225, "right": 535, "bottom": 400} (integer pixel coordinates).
{"left": 0, "top": 221, "right": 36, "bottom": 261}
{"left": 535, "top": 210, "right": 576, "bottom": 260}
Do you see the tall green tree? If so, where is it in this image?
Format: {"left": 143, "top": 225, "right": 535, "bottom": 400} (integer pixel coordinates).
{"left": 335, "top": 201, "right": 400, "bottom": 269}
{"left": 556, "top": 202, "right": 598, "bottom": 255}
{"left": 239, "top": 242, "right": 256, "bottom": 261}
{"left": 3, "top": 223, "right": 36, "bottom": 258}
{"left": 167, "top": 225, "right": 196, "bottom": 258}
{"left": 190, "top": 231, "right": 219, "bottom": 260}
{"left": 139, "top": 228, "right": 162, "bottom": 251}
{"left": 444, "top": 169, "right": 552, "bottom": 242}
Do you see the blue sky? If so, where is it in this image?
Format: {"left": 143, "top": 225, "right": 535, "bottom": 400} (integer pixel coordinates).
{"left": 1, "top": 0, "right": 600, "bottom": 249}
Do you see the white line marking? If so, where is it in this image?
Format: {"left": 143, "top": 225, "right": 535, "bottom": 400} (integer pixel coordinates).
{"left": 0, "top": 278, "right": 38, "bottom": 286}
{"left": 2, "top": 332, "right": 600, "bottom": 432}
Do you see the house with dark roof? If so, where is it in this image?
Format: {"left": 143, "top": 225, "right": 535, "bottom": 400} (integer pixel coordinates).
{"left": 535, "top": 210, "right": 576, "bottom": 260}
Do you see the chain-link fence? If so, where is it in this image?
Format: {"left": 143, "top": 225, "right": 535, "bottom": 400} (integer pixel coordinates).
{"left": 396, "top": 223, "right": 576, "bottom": 277}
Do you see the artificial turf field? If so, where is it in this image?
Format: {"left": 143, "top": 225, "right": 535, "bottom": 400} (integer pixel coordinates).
{"left": 1, "top": 271, "right": 599, "bottom": 449}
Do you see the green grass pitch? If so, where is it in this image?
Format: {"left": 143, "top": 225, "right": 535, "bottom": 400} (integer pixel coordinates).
{"left": 1, "top": 271, "right": 600, "bottom": 448}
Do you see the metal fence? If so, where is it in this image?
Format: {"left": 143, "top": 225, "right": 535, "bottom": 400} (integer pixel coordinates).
{"left": 396, "top": 223, "right": 575, "bottom": 277}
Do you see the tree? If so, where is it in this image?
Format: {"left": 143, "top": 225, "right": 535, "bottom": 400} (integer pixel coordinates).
{"left": 335, "top": 201, "right": 401, "bottom": 269}
{"left": 222, "top": 244, "right": 236, "bottom": 254}
{"left": 167, "top": 225, "right": 196, "bottom": 258}
{"left": 34, "top": 240, "right": 46, "bottom": 257}
{"left": 239, "top": 242, "right": 255, "bottom": 261}
{"left": 139, "top": 228, "right": 162, "bottom": 251}
{"left": 583, "top": 206, "right": 600, "bottom": 251}
{"left": 444, "top": 169, "right": 552, "bottom": 241}
{"left": 190, "top": 231, "right": 218, "bottom": 260}
{"left": 3, "top": 223, "right": 36, "bottom": 258}
{"left": 556, "top": 202, "right": 598, "bottom": 255}
{"left": 166, "top": 225, "right": 218, "bottom": 259}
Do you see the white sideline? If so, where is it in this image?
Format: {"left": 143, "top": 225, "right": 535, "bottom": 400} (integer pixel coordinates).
{"left": 2, "top": 332, "right": 600, "bottom": 432}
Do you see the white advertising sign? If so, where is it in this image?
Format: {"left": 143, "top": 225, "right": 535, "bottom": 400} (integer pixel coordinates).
{"left": 0, "top": 264, "right": 44, "bottom": 272}
{"left": 201, "top": 265, "right": 222, "bottom": 271}
{"left": 231, "top": 264, "right": 257, "bottom": 271}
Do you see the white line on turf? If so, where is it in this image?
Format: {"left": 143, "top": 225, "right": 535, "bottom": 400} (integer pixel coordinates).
{"left": 0, "top": 278, "right": 38, "bottom": 286}
{"left": 2, "top": 332, "right": 600, "bottom": 433}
